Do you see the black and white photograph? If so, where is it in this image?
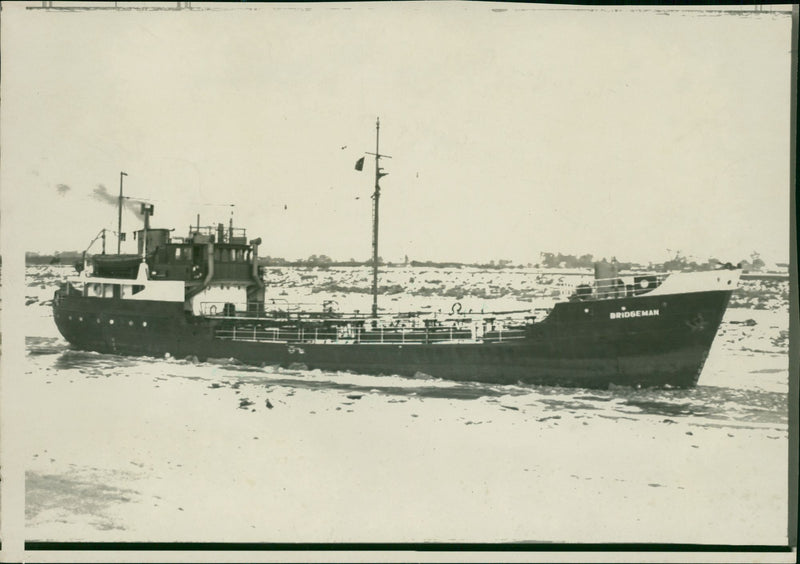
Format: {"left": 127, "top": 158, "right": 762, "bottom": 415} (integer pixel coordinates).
{"left": 0, "top": 1, "right": 796, "bottom": 561}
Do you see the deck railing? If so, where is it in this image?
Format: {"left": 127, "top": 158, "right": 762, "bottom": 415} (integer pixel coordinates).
{"left": 213, "top": 322, "right": 527, "bottom": 345}
{"left": 554, "top": 272, "right": 671, "bottom": 302}
{"left": 199, "top": 300, "right": 534, "bottom": 323}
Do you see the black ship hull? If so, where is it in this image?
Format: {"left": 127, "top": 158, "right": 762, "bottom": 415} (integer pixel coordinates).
{"left": 52, "top": 287, "right": 732, "bottom": 389}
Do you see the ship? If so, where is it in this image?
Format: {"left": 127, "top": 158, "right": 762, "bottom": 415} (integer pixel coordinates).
{"left": 52, "top": 120, "right": 740, "bottom": 389}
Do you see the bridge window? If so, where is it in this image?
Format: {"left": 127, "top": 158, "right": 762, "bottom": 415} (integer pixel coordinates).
{"left": 173, "top": 247, "right": 192, "bottom": 261}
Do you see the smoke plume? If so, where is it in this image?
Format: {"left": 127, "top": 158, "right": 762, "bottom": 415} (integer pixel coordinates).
{"left": 92, "top": 184, "right": 142, "bottom": 216}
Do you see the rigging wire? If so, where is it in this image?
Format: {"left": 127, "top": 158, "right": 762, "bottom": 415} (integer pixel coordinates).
{"left": 122, "top": 196, "right": 236, "bottom": 207}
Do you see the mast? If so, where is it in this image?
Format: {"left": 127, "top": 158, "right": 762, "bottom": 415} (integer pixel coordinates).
{"left": 117, "top": 171, "right": 127, "bottom": 254}
{"left": 371, "top": 118, "right": 381, "bottom": 318}
{"left": 365, "top": 117, "right": 391, "bottom": 318}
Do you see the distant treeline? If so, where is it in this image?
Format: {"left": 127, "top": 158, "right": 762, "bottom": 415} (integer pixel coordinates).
{"left": 26, "top": 251, "right": 84, "bottom": 265}
{"left": 541, "top": 251, "right": 775, "bottom": 273}
{"left": 539, "top": 252, "right": 632, "bottom": 270}
{"left": 257, "top": 256, "right": 532, "bottom": 269}
{"left": 656, "top": 251, "right": 767, "bottom": 273}
{"left": 25, "top": 249, "right": 779, "bottom": 272}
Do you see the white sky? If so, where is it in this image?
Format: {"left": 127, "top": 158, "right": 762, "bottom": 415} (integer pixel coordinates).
{"left": 1, "top": 2, "right": 793, "bottom": 265}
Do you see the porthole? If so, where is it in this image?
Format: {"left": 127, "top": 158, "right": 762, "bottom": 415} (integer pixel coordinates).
{"left": 79, "top": 316, "right": 83, "bottom": 322}
{"left": 128, "top": 320, "right": 134, "bottom": 326}
{"left": 109, "top": 319, "right": 115, "bottom": 325}
{"left": 621, "top": 306, "right": 627, "bottom": 311}
{"left": 727, "top": 280, "right": 731, "bottom": 285}
{"left": 584, "top": 308, "right": 589, "bottom": 314}
{"left": 142, "top": 321, "right": 148, "bottom": 327}
{"left": 96, "top": 318, "right": 101, "bottom": 324}
{"left": 68, "top": 315, "right": 73, "bottom": 320}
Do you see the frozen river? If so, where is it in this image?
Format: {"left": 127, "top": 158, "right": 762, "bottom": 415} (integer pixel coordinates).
{"left": 21, "top": 265, "right": 790, "bottom": 544}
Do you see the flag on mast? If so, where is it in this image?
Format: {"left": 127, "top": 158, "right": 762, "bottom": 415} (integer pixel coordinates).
{"left": 354, "top": 157, "right": 365, "bottom": 171}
